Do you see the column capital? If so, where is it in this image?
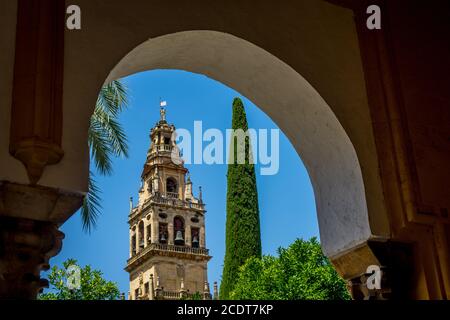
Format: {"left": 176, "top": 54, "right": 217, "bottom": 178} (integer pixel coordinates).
{"left": 0, "top": 216, "right": 65, "bottom": 299}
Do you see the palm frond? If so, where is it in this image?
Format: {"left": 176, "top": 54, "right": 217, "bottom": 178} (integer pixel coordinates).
{"left": 81, "top": 172, "right": 102, "bottom": 232}
{"left": 92, "top": 107, "right": 129, "bottom": 158}
{"left": 82, "top": 79, "right": 130, "bottom": 232}
{"left": 96, "top": 80, "right": 129, "bottom": 117}
{"left": 88, "top": 116, "right": 113, "bottom": 176}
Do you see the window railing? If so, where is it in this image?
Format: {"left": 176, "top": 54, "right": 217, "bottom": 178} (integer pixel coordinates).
{"left": 138, "top": 194, "right": 205, "bottom": 211}
{"left": 159, "top": 290, "right": 182, "bottom": 299}
{"left": 158, "top": 290, "right": 201, "bottom": 300}
{"left": 150, "top": 144, "right": 173, "bottom": 153}
{"left": 166, "top": 192, "right": 179, "bottom": 199}
{"left": 139, "top": 290, "right": 209, "bottom": 300}
{"left": 151, "top": 243, "right": 209, "bottom": 255}
{"left": 128, "top": 194, "right": 205, "bottom": 221}
{"left": 127, "top": 243, "right": 209, "bottom": 265}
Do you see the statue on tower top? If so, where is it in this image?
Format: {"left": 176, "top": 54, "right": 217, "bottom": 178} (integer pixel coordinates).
{"left": 160, "top": 100, "right": 167, "bottom": 122}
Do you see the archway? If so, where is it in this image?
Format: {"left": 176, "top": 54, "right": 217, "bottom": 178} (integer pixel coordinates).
{"left": 3, "top": 0, "right": 448, "bottom": 300}
{"left": 101, "top": 30, "right": 371, "bottom": 260}
{"left": 166, "top": 177, "right": 178, "bottom": 196}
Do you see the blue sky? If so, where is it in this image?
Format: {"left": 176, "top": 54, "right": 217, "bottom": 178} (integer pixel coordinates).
{"left": 45, "top": 70, "right": 319, "bottom": 295}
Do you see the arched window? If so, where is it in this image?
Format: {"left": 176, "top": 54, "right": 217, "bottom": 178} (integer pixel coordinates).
{"left": 138, "top": 221, "right": 145, "bottom": 249}
{"left": 159, "top": 223, "right": 168, "bottom": 244}
{"left": 131, "top": 234, "right": 136, "bottom": 255}
{"left": 146, "top": 224, "right": 151, "bottom": 244}
{"left": 166, "top": 177, "right": 178, "bottom": 197}
{"left": 173, "top": 216, "right": 185, "bottom": 246}
{"left": 147, "top": 180, "right": 152, "bottom": 193}
{"left": 191, "top": 227, "right": 200, "bottom": 248}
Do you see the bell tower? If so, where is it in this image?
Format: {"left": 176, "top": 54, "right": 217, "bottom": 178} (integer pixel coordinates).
{"left": 125, "top": 103, "right": 212, "bottom": 300}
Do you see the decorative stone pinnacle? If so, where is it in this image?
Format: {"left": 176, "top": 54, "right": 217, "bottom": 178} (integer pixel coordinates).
{"left": 213, "top": 281, "right": 219, "bottom": 300}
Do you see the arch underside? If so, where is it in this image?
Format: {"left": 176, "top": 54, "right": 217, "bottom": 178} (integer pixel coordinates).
{"left": 0, "top": 0, "right": 384, "bottom": 262}
{"left": 104, "top": 31, "right": 372, "bottom": 259}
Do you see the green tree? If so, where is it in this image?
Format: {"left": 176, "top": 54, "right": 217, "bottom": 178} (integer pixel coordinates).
{"left": 82, "top": 80, "right": 129, "bottom": 232}
{"left": 230, "top": 238, "right": 351, "bottom": 300}
{"left": 220, "top": 97, "right": 261, "bottom": 299}
{"left": 39, "top": 259, "right": 121, "bottom": 300}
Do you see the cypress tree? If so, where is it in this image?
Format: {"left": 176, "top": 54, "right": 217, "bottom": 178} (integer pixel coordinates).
{"left": 220, "top": 97, "right": 262, "bottom": 299}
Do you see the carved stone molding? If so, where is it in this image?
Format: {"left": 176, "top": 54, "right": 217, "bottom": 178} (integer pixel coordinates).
{"left": 0, "top": 181, "right": 84, "bottom": 223}
{"left": 10, "top": 139, "right": 64, "bottom": 186}
{"left": 9, "top": 0, "right": 65, "bottom": 184}
{"left": 0, "top": 216, "right": 64, "bottom": 299}
{"left": 0, "top": 181, "right": 83, "bottom": 299}
{"left": 333, "top": 240, "right": 414, "bottom": 300}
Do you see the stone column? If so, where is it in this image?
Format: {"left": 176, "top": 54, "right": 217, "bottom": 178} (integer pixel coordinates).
{"left": 1, "top": 0, "right": 84, "bottom": 299}
{"left": 152, "top": 221, "right": 159, "bottom": 244}
{"left": 129, "top": 228, "right": 135, "bottom": 258}
{"left": 200, "top": 226, "right": 206, "bottom": 248}
{"left": 9, "top": 0, "right": 65, "bottom": 184}
{"left": 143, "top": 221, "right": 148, "bottom": 248}
{"left": 203, "top": 281, "right": 211, "bottom": 300}
{"left": 179, "top": 277, "right": 187, "bottom": 299}
{"left": 149, "top": 274, "right": 155, "bottom": 300}
{"left": 332, "top": 240, "right": 416, "bottom": 300}
{"left": 185, "top": 224, "right": 191, "bottom": 246}
{"left": 154, "top": 275, "right": 162, "bottom": 299}
{"left": 168, "top": 222, "right": 174, "bottom": 245}
{"left": 136, "top": 226, "right": 140, "bottom": 253}
{"left": 213, "top": 281, "right": 219, "bottom": 300}
{"left": 0, "top": 182, "right": 83, "bottom": 299}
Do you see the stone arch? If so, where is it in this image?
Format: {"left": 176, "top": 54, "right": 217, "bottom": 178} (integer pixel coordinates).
{"left": 99, "top": 30, "right": 372, "bottom": 259}
{"left": 166, "top": 177, "right": 178, "bottom": 195}
{"left": 138, "top": 220, "right": 145, "bottom": 250}
{"left": 173, "top": 215, "right": 186, "bottom": 246}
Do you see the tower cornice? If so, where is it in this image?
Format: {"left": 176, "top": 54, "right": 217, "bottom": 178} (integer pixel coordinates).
{"left": 125, "top": 243, "right": 211, "bottom": 272}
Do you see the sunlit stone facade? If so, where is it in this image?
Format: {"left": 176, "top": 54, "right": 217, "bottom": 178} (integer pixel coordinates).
{"left": 125, "top": 107, "right": 212, "bottom": 300}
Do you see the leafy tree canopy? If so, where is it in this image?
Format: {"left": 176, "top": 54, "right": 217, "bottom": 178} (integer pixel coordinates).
{"left": 229, "top": 238, "right": 351, "bottom": 300}
{"left": 39, "top": 259, "right": 121, "bottom": 300}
